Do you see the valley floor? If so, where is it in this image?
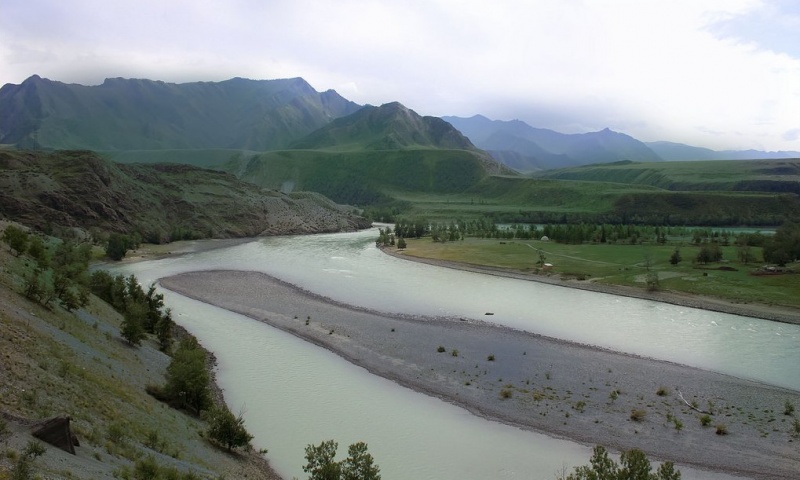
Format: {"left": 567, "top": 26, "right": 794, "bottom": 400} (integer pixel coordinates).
{"left": 161, "top": 269, "right": 800, "bottom": 480}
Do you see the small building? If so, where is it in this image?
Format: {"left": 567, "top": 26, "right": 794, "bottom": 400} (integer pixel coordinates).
{"left": 540, "top": 236, "right": 549, "bottom": 242}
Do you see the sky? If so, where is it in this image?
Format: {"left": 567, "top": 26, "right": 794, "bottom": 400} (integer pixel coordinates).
{"left": 1, "top": 0, "right": 799, "bottom": 152}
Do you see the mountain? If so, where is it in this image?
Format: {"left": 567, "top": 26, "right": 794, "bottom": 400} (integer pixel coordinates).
{"left": 291, "top": 101, "right": 478, "bottom": 151}
{"left": 0, "top": 149, "right": 369, "bottom": 239}
{"left": 221, "top": 103, "right": 511, "bottom": 206}
{"left": 443, "top": 115, "right": 662, "bottom": 171}
{"left": 647, "top": 141, "right": 800, "bottom": 161}
{"left": 0, "top": 75, "right": 361, "bottom": 151}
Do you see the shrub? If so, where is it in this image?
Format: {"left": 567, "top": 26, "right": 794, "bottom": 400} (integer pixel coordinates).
{"left": 451, "top": 349, "right": 459, "bottom": 357}
{"left": 784, "top": 401, "right": 795, "bottom": 416}
{"left": 630, "top": 409, "right": 646, "bottom": 422}
{"left": 656, "top": 386, "right": 669, "bottom": 396}
{"left": 487, "top": 354, "right": 495, "bottom": 361}
{"left": 203, "top": 405, "right": 253, "bottom": 452}
{"left": 673, "top": 418, "right": 683, "bottom": 431}
{"left": 436, "top": 345, "right": 446, "bottom": 353}
{"left": 500, "top": 388, "right": 513, "bottom": 399}
{"left": 2, "top": 224, "right": 29, "bottom": 256}
{"left": 715, "top": 424, "right": 728, "bottom": 435}
{"left": 699, "top": 414, "right": 712, "bottom": 427}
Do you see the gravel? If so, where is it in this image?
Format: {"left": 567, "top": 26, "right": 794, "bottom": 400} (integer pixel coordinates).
{"left": 161, "top": 269, "right": 800, "bottom": 480}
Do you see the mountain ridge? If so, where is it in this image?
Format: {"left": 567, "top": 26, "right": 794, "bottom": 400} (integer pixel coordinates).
{"left": 291, "top": 101, "right": 480, "bottom": 151}
{"left": 646, "top": 140, "right": 800, "bottom": 161}
{"left": 0, "top": 75, "right": 361, "bottom": 151}
{"left": 443, "top": 115, "right": 663, "bottom": 171}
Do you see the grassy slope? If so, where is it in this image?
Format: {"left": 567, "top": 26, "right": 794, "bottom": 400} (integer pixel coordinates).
{"left": 105, "top": 149, "right": 262, "bottom": 169}
{"left": 537, "top": 159, "right": 800, "bottom": 192}
{"left": 222, "top": 148, "right": 495, "bottom": 204}
{"left": 0, "top": 227, "right": 278, "bottom": 479}
{"left": 389, "top": 174, "right": 800, "bottom": 227}
{"left": 397, "top": 236, "right": 800, "bottom": 309}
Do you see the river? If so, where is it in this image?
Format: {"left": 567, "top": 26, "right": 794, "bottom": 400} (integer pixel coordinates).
{"left": 108, "top": 227, "right": 798, "bottom": 479}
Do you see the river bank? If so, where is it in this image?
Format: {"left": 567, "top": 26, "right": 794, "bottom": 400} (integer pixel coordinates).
{"left": 381, "top": 247, "right": 800, "bottom": 326}
{"left": 161, "top": 269, "right": 800, "bottom": 480}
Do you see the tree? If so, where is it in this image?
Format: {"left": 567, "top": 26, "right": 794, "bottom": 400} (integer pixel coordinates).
{"left": 154, "top": 308, "right": 174, "bottom": 352}
{"left": 341, "top": 442, "right": 381, "bottom": 480}
{"left": 26, "top": 236, "right": 49, "bottom": 268}
{"left": 303, "top": 440, "right": 380, "bottom": 480}
{"left": 2, "top": 224, "right": 28, "bottom": 256}
{"left": 695, "top": 243, "right": 722, "bottom": 264}
{"left": 304, "top": 440, "right": 342, "bottom": 480}
{"left": 669, "top": 249, "right": 681, "bottom": 265}
{"left": 396, "top": 237, "right": 407, "bottom": 249}
{"left": 162, "top": 338, "right": 211, "bottom": 414}
{"left": 106, "top": 233, "right": 129, "bottom": 261}
{"left": 536, "top": 249, "right": 546, "bottom": 267}
{"left": 120, "top": 302, "right": 147, "bottom": 346}
{"left": 644, "top": 272, "right": 660, "bottom": 292}
{"left": 564, "top": 445, "right": 680, "bottom": 480}
{"left": 762, "top": 222, "right": 800, "bottom": 266}
{"left": 204, "top": 405, "right": 253, "bottom": 452}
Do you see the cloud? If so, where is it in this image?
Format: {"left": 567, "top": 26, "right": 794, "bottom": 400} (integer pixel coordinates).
{"left": 707, "top": 0, "right": 800, "bottom": 58}
{"left": 783, "top": 128, "right": 800, "bottom": 142}
{"left": 0, "top": 0, "right": 798, "bottom": 151}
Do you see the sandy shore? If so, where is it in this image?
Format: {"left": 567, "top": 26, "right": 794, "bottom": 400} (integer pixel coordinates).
{"left": 161, "top": 269, "right": 800, "bottom": 480}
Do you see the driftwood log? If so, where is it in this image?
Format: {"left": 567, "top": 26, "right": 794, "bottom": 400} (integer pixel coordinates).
{"left": 678, "top": 390, "right": 712, "bottom": 415}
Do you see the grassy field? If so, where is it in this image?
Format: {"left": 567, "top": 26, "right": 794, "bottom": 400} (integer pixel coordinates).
{"left": 398, "top": 236, "right": 800, "bottom": 308}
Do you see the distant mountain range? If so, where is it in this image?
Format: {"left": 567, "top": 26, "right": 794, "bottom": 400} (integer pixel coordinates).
{"left": 645, "top": 141, "right": 800, "bottom": 162}
{"left": 444, "top": 115, "right": 800, "bottom": 172}
{"left": 1, "top": 75, "right": 798, "bottom": 174}
{"left": 443, "top": 115, "right": 662, "bottom": 171}
{"left": 0, "top": 75, "right": 360, "bottom": 151}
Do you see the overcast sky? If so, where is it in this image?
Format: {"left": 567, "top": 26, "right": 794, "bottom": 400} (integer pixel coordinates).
{"left": 2, "top": 0, "right": 799, "bottom": 151}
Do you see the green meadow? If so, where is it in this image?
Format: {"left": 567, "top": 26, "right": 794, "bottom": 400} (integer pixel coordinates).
{"left": 398, "top": 236, "right": 800, "bottom": 309}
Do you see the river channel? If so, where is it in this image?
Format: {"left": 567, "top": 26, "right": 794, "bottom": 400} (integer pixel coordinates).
{"left": 107, "top": 227, "right": 799, "bottom": 479}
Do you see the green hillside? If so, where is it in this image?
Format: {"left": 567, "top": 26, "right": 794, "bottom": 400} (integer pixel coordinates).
{"left": 537, "top": 159, "right": 800, "bottom": 194}
{"left": 222, "top": 148, "right": 497, "bottom": 206}
{"left": 105, "top": 149, "right": 261, "bottom": 168}
{"left": 386, "top": 174, "right": 800, "bottom": 226}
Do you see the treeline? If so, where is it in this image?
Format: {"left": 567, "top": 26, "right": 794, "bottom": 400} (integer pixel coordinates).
{"left": 88, "top": 271, "right": 175, "bottom": 350}
{"left": 387, "top": 218, "right": 776, "bottom": 246}
{"left": 90, "top": 270, "right": 255, "bottom": 453}
{"left": 485, "top": 206, "right": 796, "bottom": 227}
{"left": 2, "top": 225, "right": 92, "bottom": 311}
